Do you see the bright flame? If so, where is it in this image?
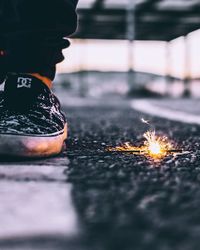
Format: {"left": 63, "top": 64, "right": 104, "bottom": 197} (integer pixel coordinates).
{"left": 149, "top": 142, "right": 161, "bottom": 155}
{"left": 107, "top": 118, "right": 177, "bottom": 159}
{"left": 143, "top": 130, "right": 172, "bottom": 158}
{"left": 108, "top": 129, "right": 173, "bottom": 160}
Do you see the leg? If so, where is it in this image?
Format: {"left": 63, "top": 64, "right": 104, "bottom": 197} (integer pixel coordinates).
{"left": 0, "top": 0, "right": 79, "bottom": 158}
{"left": 2, "top": 0, "right": 78, "bottom": 80}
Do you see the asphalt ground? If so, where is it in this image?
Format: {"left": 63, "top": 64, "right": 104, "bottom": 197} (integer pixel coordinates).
{"left": 1, "top": 98, "right": 200, "bottom": 250}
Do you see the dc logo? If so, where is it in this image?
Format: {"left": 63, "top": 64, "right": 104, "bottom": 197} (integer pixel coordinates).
{"left": 17, "top": 77, "right": 32, "bottom": 88}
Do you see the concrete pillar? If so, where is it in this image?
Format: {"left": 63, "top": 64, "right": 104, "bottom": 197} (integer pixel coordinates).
{"left": 78, "top": 40, "right": 88, "bottom": 97}
{"left": 126, "top": 0, "right": 136, "bottom": 95}
{"left": 183, "top": 35, "right": 191, "bottom": 97}
{"left": 165, "top": 41, "right": 172, "bottom": 95}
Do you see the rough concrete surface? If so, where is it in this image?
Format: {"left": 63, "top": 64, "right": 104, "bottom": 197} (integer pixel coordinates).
{"left": 1, "top": 99, "right": 200, "bottom": 250}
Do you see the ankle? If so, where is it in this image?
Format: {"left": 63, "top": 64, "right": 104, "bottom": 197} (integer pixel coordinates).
{"left": 29, "top": 73, "right": 52, "bottom": 88}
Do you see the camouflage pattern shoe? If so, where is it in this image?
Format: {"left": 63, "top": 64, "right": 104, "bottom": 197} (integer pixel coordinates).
{"left": 0, "top": 73, "right": 67, "bottom": 158}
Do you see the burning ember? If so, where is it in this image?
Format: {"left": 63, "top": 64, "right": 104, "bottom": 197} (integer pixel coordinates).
{"left": 143, "top": 130, "right": 173, "bottom": 159}
{"left": 108, "top": 119, "right": 181, "bottom": 160}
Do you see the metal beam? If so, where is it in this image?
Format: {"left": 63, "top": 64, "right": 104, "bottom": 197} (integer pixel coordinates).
{"left": 75, "top": 3, "right": 200, "bottom": 41}
{"left": 136, "top": 0, "right": 162, "bottom": 11}
{"left": 92, "top": 0, "right": 105, "bottom": 9}
{"left": 78, "top": 7, "right": 200, "bottom": 20}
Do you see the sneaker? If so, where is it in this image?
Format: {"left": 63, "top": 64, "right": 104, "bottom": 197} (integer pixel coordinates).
{"left": 0, "top": 73, "right": 67, "bottom": 158}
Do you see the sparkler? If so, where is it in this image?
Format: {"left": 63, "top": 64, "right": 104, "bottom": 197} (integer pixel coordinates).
{"left": 108, "top": 118, "right": 182, "bottom": 159}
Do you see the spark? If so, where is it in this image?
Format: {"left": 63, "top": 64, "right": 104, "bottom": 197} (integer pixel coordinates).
{"left": 141, "top": 118, "right": 150, "bottom": 125}
{"left": 143, "top": 130, "right": 172, "bottom": 159}
{"left": 108, "top": 120, "right": 180, "bottom": 160}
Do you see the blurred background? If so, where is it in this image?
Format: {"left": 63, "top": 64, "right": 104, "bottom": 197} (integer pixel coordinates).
{"left": 55, "top": 0, "right": 200, "bottom": 99}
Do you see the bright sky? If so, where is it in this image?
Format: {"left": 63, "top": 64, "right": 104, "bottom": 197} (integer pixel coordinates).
{"left": 57, "top": 29, "right": 200, "bottom": 79}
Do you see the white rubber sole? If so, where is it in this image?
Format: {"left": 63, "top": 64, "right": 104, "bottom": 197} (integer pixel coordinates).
{"left": 0, "top": 124, "right": 68, "bottom": 158}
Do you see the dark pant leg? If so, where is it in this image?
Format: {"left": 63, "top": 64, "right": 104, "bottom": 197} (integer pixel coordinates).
{"left": 0, "top": 0, "right": 79, "bottom": 80}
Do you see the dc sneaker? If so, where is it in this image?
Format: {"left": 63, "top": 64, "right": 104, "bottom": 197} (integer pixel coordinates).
{"left": 0, "top": 73, "right": 67, "bottom": 158}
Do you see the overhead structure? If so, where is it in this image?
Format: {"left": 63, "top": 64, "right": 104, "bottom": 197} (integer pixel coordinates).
{"left": 73, "top": 0, "right": 200, "bottom": 41}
